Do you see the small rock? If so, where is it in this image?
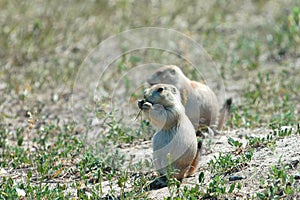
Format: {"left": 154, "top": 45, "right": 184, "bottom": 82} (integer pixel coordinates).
{"left": 16, "top": 188, "right": 26, "bottom": 197}
{"left": 91, "top": 118, "right": 99, "bottom": 126}
{"left": 229, "top": 175, "right": 244, "bottom": 181}
{"left": 294, "top": 173, "right": 300, "bottom": 180}
{"left": 52, "top": 93, "right": 59, "bottom": 102}
{"left": 0, "top": 83, "right": 7, "bottom": 90}
{"left": 0, "top": 168, "right": 7, "bottom": 175}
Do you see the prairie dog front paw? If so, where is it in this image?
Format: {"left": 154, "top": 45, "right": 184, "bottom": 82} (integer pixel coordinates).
{"left": 142, "top": 102, "right": 152, "bottom": 110}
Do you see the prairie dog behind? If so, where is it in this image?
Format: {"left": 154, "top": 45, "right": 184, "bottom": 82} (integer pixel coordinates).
{"left": 148, "top": 65, "right": 230, "bottom": 132}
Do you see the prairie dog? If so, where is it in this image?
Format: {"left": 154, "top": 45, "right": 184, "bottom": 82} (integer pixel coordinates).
{"left": 148, "top": 65, "right": 225, "bottom": 131}
{"left": 138, "top": 84, "right": 198, "bottom": 180}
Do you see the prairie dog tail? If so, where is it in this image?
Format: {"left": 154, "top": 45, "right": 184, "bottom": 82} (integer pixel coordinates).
{"left": 217, "top": 98, "right": 232, "bottom": 131}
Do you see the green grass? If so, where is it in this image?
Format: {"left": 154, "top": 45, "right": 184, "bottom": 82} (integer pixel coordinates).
{"left": 0, "top": 0, "right": 300, "bottom": 199}
{"left": 257, "top": 159, "right": 300, "bottom": 199}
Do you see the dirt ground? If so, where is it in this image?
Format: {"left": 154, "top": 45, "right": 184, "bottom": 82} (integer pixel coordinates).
{"left": 117, "top": 129, "right": 300, "bottom": 199}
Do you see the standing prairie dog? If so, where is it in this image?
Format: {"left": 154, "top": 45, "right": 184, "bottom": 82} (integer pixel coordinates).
{"left": 148, "top": 65, "right": 230, "bottom": 131}
{"left": 138, "top": 84, "right": 198, "bottom": 180}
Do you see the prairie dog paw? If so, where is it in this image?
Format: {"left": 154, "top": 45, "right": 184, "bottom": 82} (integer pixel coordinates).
{"left": 142, "top": 102, "right": 152, "bottom": 110}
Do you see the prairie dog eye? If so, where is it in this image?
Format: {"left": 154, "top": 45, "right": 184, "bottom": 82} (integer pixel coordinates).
{"left": 157, "top": 87, "right": 164, "bottom": 93}
{"left": 170, "top": 69, "right": 176, "bottom": 75}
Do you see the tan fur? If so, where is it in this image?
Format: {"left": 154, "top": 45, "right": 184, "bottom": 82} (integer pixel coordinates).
{"left": 148, "top": 65, "right": 229, "bottom": 131}
{"left": 190, "top": 81, "right": 199, "bottom": 89}
{"left": 138, "top": 84, "right": 198, "bottom": 180}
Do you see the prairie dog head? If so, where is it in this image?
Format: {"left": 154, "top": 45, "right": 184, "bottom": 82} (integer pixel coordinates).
{"left": 144, "top": 84, "right": 182, "bottom": 108}
{"left": 147, "top": 65, "right": 189, "bottom": 90}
